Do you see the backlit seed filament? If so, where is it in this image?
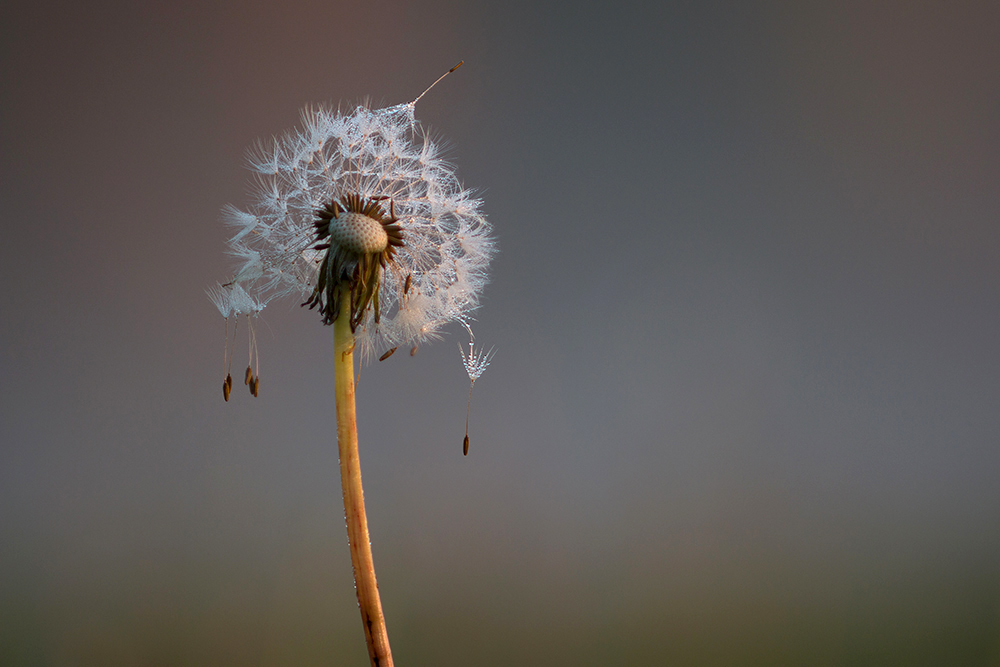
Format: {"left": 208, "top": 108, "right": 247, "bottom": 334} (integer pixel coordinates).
{"left": 247, "top": 314, "right": 260, "bottom": 397}
{"left": 463, "top": 382, "right": 474, "bottom": 456}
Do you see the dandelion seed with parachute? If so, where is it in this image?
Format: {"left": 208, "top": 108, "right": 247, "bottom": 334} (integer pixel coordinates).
{"left": 459, "top": 329, "right": 495, "bottom": 456}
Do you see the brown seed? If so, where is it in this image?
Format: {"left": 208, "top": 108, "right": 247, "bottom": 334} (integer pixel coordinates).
{"left": 252, "top": 376, "right": 260, "bottom": 397}
{"left": 223, "top": 381, "right": 231, "bottom": 402}
{"left": 410, "top": 346, "right": 418, "bottom": 357}
{"left": 463, "top": 435, "right": 469, "bottom": 456}
{"left": 226, "top": 373, "right": 233, "bottom": 391}
{"left": 378, "top": 347, "right": 398, "bottom": 362}
{"left": 244, "top": 366, "right": 252, "bottom": 385}
{"left": 403, "top": 274, "right": 411, "bottom": 295}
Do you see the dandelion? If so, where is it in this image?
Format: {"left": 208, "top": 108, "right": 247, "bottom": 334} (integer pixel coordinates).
{"left": 208, "top": 63, "right": 493, "bottom": 667}
{"left": 459, "top": 328, "right": 495, "bottom": 455}
{"left": 216, "top": 61, "right": 493, "bottom": 362}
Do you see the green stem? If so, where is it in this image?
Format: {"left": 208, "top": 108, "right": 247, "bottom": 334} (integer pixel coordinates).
{"left": 334, "top": 288, "right": 393, "bottom": 667}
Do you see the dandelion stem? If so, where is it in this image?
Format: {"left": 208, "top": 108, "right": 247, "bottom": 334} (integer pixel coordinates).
{"left": 333, "top": 287, "right": 393, "bottom": 667}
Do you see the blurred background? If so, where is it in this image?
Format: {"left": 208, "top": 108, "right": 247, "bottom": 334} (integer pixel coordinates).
{"left": 2, "top": 1, "right": 999, "bottom": 664}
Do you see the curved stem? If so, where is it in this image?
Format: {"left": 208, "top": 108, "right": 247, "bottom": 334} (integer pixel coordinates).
{"left": 334, "top": 289, "right": 393, "bottom": 667}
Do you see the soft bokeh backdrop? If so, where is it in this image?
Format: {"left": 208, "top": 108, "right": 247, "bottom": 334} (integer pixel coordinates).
{"left": 2, "top": 1, "right": 999, "bottom": 664}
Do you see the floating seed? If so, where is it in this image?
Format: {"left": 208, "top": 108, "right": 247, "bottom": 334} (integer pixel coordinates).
{"left": 463, "top": 434, "right": 469, "bottom": 456}
{"left": 410, "top": 346, "right": 418, "bottom": 357}
{"left": 244, "top": 366, "right": 252, "bottom": 385}
{"left": 226, "top": 373, "right": 233, "bottom": 391}
{"left": 403, "top": 274, "right": 411, "bottom": 295}
{"left": 223, "top": 380, "right": 231, "bottom": 402}
{"left": 379, "top": 347, "right": 398, "bottom": 362}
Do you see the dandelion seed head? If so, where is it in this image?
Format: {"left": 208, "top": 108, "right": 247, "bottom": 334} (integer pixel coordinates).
{"left": 210, "top": 76, "right": 494, "bottom": 361}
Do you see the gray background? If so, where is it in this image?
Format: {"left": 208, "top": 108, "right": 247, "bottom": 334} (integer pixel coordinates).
{"left": 2, "top": 1, "right": 999, "bottom": 664}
